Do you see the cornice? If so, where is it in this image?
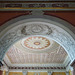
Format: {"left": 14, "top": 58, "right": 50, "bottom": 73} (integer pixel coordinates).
{"left": 9, "top": 69, "right": 66, "bottom": 72}
{"left": 0, "top": 1, "right": 75, "bottom": 11}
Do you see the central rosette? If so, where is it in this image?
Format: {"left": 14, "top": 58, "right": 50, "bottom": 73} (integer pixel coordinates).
{"left": 23, "top": 36, "right": 50, "bottom": 49}
{"left": 34, "top": 42, "right": 40, "bottom": 45}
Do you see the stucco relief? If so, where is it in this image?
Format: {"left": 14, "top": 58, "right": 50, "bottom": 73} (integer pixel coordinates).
{"left": 21, "top": 24, "right": 52, "bottom": 35}
{"left": 0, "top": 28, "right": 24, "bottom": 60}
{"left": 0, "top": 24, "right": 52, "bottom": 60}
{"left": 50, "top": 28, "right": 75, "bottom": 60}
{"left": 0, "top": 21, "right": 75, "bottom": 62}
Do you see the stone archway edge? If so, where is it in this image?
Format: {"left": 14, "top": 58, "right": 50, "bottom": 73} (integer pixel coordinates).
{"left": 0, "top": 15, "right": 75, "bottom": 63}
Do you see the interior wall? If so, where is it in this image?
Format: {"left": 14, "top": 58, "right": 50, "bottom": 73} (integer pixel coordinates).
{"left": 52, "top": 72, "right": 66, "bottom": 75}
{"left": 27, "top": 72, "right": 47, "bottom": 75}
{"left": 8, "top": 72, "right": 23, "bottom": 75}
{"left": 0, "top": 70, "right": 3, "bottom": 75}
{"left": 44, "top": 11, "right": 75, "bottom": 26}
{"left": 0, "top": 11, "right": 75, "bottom": 27}
{"left": 8, "top": 72, "right": 66, "bottom": 75}
{"left": 8, "top": 72, "right": 47, "bottom": 75}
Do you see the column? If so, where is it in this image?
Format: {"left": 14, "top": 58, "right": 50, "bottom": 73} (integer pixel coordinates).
{"left": 66, "top": 72, "right": 69, "bottom": 75}
{"left": 48, "top": 71, "right": 52, "bottom": 75}
{"left": 22, "top": 71, "right": 27, "bottom": 75}
{"left": 71, "top": 60, "right": 75, "bottom": 75}
{"left": 5, "top": 71, "right": 9, "bottom": 75}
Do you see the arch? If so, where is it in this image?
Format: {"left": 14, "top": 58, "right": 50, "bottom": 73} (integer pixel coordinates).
{"left": 0, "top": 14, "right": 75, "bottom": 63}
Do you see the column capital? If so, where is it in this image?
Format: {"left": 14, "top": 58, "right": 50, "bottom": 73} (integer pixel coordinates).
{"left": 22, "top": 70, "right": 27, "bottom": 72}
{"left": 66, "top": 71, "right": 69, "bottom": 73}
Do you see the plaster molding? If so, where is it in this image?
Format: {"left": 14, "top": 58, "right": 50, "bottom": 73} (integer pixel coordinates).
{"left": 0, "top": 1, "right": 75, "bottom": 11}
{"left": 9, "top": 69, "right": 66, "bottom": 72}
{"left": 3, "top": 55, "right": 11, "bottom": 66}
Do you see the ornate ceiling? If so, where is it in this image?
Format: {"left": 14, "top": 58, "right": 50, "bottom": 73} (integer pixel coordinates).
{"left": 4, "top": 36, "right": 68, "bottom": 66}
{"left": 22, "top": 36, "right": 50, "bottom": 49}
{"left": 1, "top": 13, "right": 74, "bottom": 71}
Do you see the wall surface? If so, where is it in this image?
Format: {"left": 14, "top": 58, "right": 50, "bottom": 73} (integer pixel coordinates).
{"left": 52, "top": 72, "right": 66, "bottom": 75}
{"left": 28, "top": 72, "right": 47, "bottom": 75}
{"left": 8, "top": 72, "right": 47, "bottom": 75}
{"left": 0, "top": 11, "right": 75, "bottom": 27}
{"left": 0, "top": 70, "right": 3, "bottom": 75}
{"left": 8, "top": 72, "right": 23, "bottom": 75}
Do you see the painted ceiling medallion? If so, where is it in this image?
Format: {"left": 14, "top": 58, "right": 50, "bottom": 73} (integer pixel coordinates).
{"left": 22, "top": 36, "right": 50, "bottom": 49}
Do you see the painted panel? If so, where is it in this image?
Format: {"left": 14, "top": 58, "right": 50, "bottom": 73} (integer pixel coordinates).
{"left": 52, "top": 72, "right": 66, "bottom": 75}
{"left": 8, "top": 72, "right": 23, "bottom": 75}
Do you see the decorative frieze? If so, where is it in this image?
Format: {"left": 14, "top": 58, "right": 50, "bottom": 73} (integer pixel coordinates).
{"left": 9, "top": 66, "right": 66, "bottom": 70}
{"left": 21, "top": 24, "right": 52, "bottom": 35}
{"left": 0, "top": 2, "right": 75, "bottom": 10}
{"left": 0, "top": 2, "right": 73, "bottom": 8}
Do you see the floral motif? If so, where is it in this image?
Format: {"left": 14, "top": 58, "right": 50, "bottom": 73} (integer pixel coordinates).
{"left": 22, "top": 36, "right": 50, "bottom": 49}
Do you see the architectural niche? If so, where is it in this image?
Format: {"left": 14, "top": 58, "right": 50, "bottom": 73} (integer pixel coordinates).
{"left": 0, "top": 16, "right": 75, "bottom": 64}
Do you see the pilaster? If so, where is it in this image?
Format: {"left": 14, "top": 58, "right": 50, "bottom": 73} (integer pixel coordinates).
{"left": 48, "top": 71, "right": 53, "bottom": 75}
{"left": 5, "top": 71, "right": 9, "bottom": 75}
{"left": 71, "top": 60, "right": 75, "bottom": 75}
{"left": 66, "top": 72, "right": 69, "bottom": 75}
{"left": 22, "top": 70, "right": 27, "bottom": 75}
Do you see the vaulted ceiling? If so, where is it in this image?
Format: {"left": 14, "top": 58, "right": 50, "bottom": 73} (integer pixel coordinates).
{"left": 4, "top": 36, "right": 68, "bottom": 68}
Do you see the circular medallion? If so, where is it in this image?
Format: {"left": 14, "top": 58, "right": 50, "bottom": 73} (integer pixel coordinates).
{"left": 22, "top": 36, "right": 50, "bottom": 50}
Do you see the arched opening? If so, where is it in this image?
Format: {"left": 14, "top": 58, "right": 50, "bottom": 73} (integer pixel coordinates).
{"left": 0, "top": 15, "right": 75, "bottom": 75}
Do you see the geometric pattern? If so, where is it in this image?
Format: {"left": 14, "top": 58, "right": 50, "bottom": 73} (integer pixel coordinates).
{"left": 22, "top": 36, "right": 50, "bottom": 49}
{"left": 5, "top": 45, "right": 67, "bottom": 64}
